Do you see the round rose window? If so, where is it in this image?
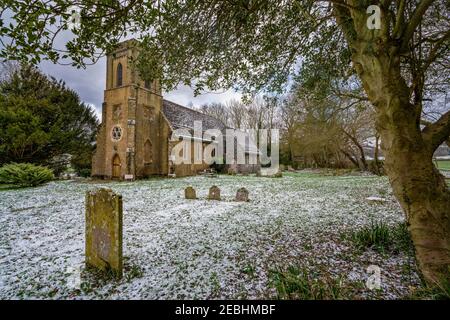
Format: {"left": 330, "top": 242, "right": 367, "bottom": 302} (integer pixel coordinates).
{"left": 111, "top": 126, "right": 122, "bottom": 141}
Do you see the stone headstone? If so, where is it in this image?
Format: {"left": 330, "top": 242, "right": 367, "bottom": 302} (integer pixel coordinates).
{"left": 185, "top": 186, "right": 197, "bottom": 199}
{"left": 235, "top": 187, "right": 249, "bottom": 202}
{"left": 208, "top": 185, "right": 221, "bottom": 201}
{"left": 85, "top": 188, "right": 123, "bottom": 278}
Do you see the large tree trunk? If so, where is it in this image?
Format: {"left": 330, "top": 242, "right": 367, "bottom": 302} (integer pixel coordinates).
{"left": 378, "top": 102, "right": 450, "bottom": 285}
{"left": 354, "top": 53, "right": 450, "bottom": 286}
{"left": 332, "top": 0, "right": 450, "bottom": 287}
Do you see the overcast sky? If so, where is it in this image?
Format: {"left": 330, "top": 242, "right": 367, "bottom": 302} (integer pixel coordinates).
{"left": 39, "top": 57, "right": 242, "bottom": 122}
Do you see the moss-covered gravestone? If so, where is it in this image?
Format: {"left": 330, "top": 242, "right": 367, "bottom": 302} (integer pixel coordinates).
{"left": 85, "top": 188, "right": 123, "bottom": 278}
{"left": 235, "top": 187, "right": 249, "bottom": 202}
{"left": 208, "top": 185, "right": 221, "bottom": 201}
{"left": 185, "top": 186, "right": 197, "bottom": 199}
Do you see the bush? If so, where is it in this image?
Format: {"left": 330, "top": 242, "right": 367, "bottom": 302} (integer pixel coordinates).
{"left": 45, "top": 154, "right": 71, "bottom": 177}
{"left": 78, "top": 168, "right": 91, "bottom": 178}
{"left": 0, "top": 163, "right": 54, "bottom": 187}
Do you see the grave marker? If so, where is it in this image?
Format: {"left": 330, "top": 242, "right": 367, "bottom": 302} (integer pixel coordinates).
{"left": 85, "top": 188, "right": 123, "bottom": 278}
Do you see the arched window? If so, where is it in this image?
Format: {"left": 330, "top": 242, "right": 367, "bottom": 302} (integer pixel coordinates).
{"left": 144, "top": 140, "right": 153, "bottom": 164}
{"left": 116, "top": 63, "right": 123, "bottom": 87}
{"left": 144, "top": 79, "right": 151, "bottom": 89}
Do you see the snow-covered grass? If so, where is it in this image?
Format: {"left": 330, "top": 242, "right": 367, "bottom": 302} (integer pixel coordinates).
{"left": 0, "top": 172, "right": 422, "bottom": 300}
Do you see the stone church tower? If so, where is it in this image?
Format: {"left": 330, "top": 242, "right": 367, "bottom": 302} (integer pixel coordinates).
{"left": 93, "top": 39, "right": 259, "bottom": 179}
{"left": 92, "top": 39, "right": 164, "bottom": 179}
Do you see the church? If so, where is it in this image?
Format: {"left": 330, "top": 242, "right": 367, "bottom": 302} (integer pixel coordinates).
{"left": 92, "top": 39, "right": 259, "bottom": 179}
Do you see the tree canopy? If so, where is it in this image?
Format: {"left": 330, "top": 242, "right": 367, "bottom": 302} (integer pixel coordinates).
{"left": 0, "top": 63, "right": 99, "bottom": 173}
{"left": 1, "top": 0, "right": 449, "bottom": 285}
{"left": 1, "top": 1, "right": 448, "bottom": 99}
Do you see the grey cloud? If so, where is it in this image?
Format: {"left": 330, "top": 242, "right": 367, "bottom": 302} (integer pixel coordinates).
{"left": 39, "top": 59, "right": 242, "bottom": 122}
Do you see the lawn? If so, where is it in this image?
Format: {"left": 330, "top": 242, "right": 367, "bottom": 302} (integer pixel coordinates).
{"left": 435, "top": 159, "right": 450, "bottom": 171}
{"left": 0, "top": 172, "right": 422, "bottom": 299}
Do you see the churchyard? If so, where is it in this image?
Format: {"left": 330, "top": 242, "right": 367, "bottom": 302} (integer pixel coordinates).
{"left": 0, "top": 171, "right": 424, "bottom": 300}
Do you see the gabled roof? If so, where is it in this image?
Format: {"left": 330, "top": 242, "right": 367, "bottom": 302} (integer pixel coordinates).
{"left": 162, "top": 100, "right": 227, "bottom": 132}
{"left": 162, "top": 99, "right": 259, "bottom": 154}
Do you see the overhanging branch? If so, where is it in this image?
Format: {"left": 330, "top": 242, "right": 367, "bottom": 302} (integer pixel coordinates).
{"left": 400, "top": 0, "right": 435, "bottom": 51}
{"left": 393, "top": 0, "right": 406, "bottom": 38}
{"left": 331, "top": 1, "right": 357, "bottom": 45}
{"left": 422, "top": 110, "right": 450, "bottom": 151}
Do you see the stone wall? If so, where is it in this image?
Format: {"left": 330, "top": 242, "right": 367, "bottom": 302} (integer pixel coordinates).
{"left": 92, "top": 40, "right": 164, "bottom": 179}
{"left": 168, "top": 139, "right": 211, "bottom": 177}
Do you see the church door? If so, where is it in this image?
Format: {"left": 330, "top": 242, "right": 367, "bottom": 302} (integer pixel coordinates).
{"left": 112, "top": 154, "right": 121, "bottom": 178}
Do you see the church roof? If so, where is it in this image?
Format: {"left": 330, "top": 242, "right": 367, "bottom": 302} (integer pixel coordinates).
{"left": 162, "top": 99, "right": 259, "bottom": 154}
{"left": 162, "top": 100, "right": 227, "bottom": 132}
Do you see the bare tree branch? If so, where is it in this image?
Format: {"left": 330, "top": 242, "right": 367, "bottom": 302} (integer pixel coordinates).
{"left": 400, "top": 0, "right": 435, "bottom": 51}
{"left": 393, "top": 0, "right": 406, "bottom": 38}
{"left": 422, "top": 110, "right": 450, "bottom": 151}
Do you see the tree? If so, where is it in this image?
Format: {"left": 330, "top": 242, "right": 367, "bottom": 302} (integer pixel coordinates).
{"left": 284, "top": 69, "right": 377, "bottom": 170}
{"left": 227, "top": 99, "right": 247, "bottom": 129}
{"left": 198, "top": 102, "right": 230, "bottom": 126}
{"left": 0, "top": 64, "right": 99, "bottom": 174}
{"left": 284, "top": 87, "right": 350, "bottom": 168}
{"left": 279, "top": 95, "right": 302, "bottom": 165}
{"left": 1, "top": 0, "right": 449, "bottom": 286}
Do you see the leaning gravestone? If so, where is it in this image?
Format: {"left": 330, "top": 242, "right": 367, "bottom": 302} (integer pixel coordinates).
{"left": 185, "top": 186, "right": 197, "bottom": 199}
{"left": 208, "top": 185, "right": 221, "bottom": 201}
{"left": 85, "top": 188, "right": 123, "bottom": 278}
{"left": 235, "top": 187, "right": 249, "bottom": 202}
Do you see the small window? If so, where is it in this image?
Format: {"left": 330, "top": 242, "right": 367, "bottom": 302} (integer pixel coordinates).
{"left": 116, "top": 63, "right": 123, "bottom": 87}
{"left": 145, "top": 80, "right": 151, "bottom": 89}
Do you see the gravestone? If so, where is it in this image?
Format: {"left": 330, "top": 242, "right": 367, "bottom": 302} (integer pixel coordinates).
{"left": 185, "top": 186, "right": 197, "bottom": 199}
{"left": 85, "top": 188, "right": 123, "bottom": 278}
{"left": 235, "top": 187, "right": 249, "bottom": 202}
{"left": 208, "top": 185, "right": 221, "bottom": 201}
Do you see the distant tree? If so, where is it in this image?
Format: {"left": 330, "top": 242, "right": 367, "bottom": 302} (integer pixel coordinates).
{"left": 227, "top": 99, "right": 247, "bottom": 129}
{"left": 0, "top": 64, "right": 99, "bottom": 174}
{"left": 198, "top": 102, "right": 230, "bottom": 126}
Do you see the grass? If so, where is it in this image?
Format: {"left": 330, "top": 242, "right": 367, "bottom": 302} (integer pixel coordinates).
{"left": 434, "top": 159, "right": 450, "bottom": 171}
{"left": 406, "top": 279, "right": 450, "bottom": 300}
{"left": 0, "top": 172, "right": 418, "bottom": 299}
{"left": 242, "top": 264, "right": 257, "bottom": 278}
{"left": 269, "top": 266, "right": 352, "bottom": 300}
{"left": 0, "top": 184, "right": 22, "bottom": 191}
{"left": 344, "top": 220, "right": 413, "bottom": 254}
